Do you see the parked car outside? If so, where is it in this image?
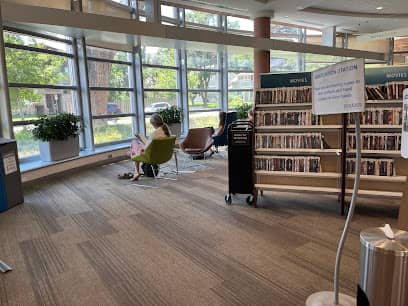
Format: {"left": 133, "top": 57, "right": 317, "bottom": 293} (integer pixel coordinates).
{"left": 144, "top": 102, "right": 171, "bottom": 114}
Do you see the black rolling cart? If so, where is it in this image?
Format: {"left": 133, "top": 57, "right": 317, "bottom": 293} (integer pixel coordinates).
{"left": 224, "top": 121, "right": 256, "bottom": 206}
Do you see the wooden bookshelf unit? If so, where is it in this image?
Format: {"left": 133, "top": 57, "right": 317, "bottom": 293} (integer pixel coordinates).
{"left": 254, "top": 72, "right": 346, "bottom": 213}
{"left": 254, "top": 68, "right": 408, "bottom": 226}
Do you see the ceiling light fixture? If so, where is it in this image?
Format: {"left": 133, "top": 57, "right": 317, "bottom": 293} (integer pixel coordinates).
{"left": 376, "top": 6, "right": 383, "bottom": 10}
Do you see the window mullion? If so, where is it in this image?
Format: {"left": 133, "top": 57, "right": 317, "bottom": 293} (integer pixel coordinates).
{"left": 76, "top": 37, "right": 95, "bottom": 151}
{"left": 179, "top": 48, "right": 189, "bottom": 133}
{"left": 134, "top": 43, "right": 146, "bottom": 134}
{"left": 71, "top": 38, "right": 86, "bottom": 148}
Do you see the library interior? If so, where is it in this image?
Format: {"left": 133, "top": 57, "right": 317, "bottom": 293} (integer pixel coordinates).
{"left": 0, "top": 0, "right": 408, "bottom": 305}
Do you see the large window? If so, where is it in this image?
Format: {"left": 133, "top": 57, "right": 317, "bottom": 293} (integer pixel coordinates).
{"left": 187, "top": 50, "right": 220, "bottom": 128}
{"left": 227, "top": 16, "right": 253, "bottom": 36}
{"left": 142, "top": 46, "right": 179, "bottom": 134}
{"left": 228, "top": 52, "right": 253, "bottom": 109}
{"left": 5, "top": 30, "right": 77, "bottom": 158}
{"left": 87, "top": 45, "right": 134, "bottom": 145}
{"left": 185, "top": 9, "right": 219, "bottom": 30}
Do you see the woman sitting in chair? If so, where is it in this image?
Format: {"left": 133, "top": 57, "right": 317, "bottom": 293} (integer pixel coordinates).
{"left": 130, "top": 113, "right": 171, "bottom": 181}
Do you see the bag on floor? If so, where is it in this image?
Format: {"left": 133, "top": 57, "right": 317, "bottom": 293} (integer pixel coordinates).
{"left": 142, "top": 163, "right": 159, "bottom": 177}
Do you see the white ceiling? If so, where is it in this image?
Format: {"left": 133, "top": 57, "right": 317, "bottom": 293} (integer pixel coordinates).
{"left": 167, "top": 0, "right": 408, "bottom": 34}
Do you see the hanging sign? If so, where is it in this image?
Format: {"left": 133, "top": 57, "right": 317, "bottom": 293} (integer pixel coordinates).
{"left": 312, "top": 58, "right": 366, "bottom": 115}
{"left": 402, "top": 89, "right": 408, "bottom": 158}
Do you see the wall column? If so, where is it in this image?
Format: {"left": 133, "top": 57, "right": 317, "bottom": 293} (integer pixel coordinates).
{"left": 254, "top": 16, "right": 270, "bottom": 89}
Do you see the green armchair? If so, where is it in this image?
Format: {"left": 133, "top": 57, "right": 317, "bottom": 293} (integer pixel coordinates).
{"left": 131, "top": 136, "right": 177, "bottom": 178}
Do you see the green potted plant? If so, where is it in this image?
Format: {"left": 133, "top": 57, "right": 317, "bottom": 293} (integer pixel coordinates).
{"left": 32, "top": 113, "right": 82, "bottom": 162}
{"left": 159, "top": 106, "right": 182, "bottom": 137}
{"left": 236, "top": 102, "right": 252, "bottom": 120}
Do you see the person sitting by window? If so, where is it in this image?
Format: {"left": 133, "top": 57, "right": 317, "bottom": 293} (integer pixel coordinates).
{"left": 130, "top": 113, "right": 171, "bottom": 181}
{"left": 212, "top": 111, "right": 226, "bottom": 136}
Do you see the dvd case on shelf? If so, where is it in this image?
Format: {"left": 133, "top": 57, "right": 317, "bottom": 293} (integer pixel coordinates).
{"left": 255, "top": 156, "right": 321, "bottom": 173}
{"left": 347, "top": 133, "right": 402, "bottom": 151}
{"left": 255, "top": 86, "right": 312, "bottom": 105}
{"left": 255, "top": 133, "right": 324, "bottom": 149}
{"left": 255, "top": 110, "right": 322, "bottom": 126}
{"left": 365, "top": 82, "right": 408, "bottom": 100}
{"left": 348, "top": 107, "right": 402, "bottom": 125}
{"left": 346, "top": 158, "right": 395, "bottom": 176}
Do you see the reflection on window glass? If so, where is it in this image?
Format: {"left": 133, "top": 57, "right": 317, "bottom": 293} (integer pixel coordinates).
{"left": 188, "top": 71, "right": 219, "bottom": 90}
{"left": 227, "top": 16, "right": 253, "bottom": 32}
{"left": 188, "top": 91, "right": 220, "bottom": 111}
{"left": 90, "top": 91, "right": 131, "bottom": 116}
{"left": 228, "top": 72, "right": 253, "bottom": 89}
{"left": 143, "top": 67, "right": 177, "bottom": 89}
{"left": 111, "top": 0, "right": 129, "bottom": 5}
{"left": 228, "top": 53, "right": 253, "bottom": 71}
{"left": 10, "top": 88, "right": 76, "bottom": 121}
{"left": 144, "top": 92, "right": 177, "bottom": 113}
{"left": 270, "top": 50, "right": 300, "bottom": 72}
{"left": 142, "top": 47, "right": 176, "bottom": 66}
{"left": 306, "top": 29, "right": 322, "bottom": 45}
{"left": 93, "top": 117, "right": 133, "bottom": 144}
{"left": 228, "top": 91, "right": 254, "bottom": 109}
{"left": 86, "top": 46, "right": 128, "bottom": 61}
{"left": 4, "top": 31, "right": 71, "bottom": 53}
{"left": 305, "top": 54, "right": 346, "bottom": 71}
{"left": 88, "top": 61, "right": 130, "bottom": 88}
{"left": 13, "top": 125, "right": 39, "bottom": 158}
{"left": 189, "top": 111, "right": 219, "bottom": 128}
{"left": 185, "top": 9, "right": 219, "bottom": 27}
{"left": 187, "top": 50, "right": 218, "bottom": 69}
{"left": 394, "top": 53, "right": 408, "bottom": 65}
{"left": 271, "top": 24, "right": 301, "bottom": 42}
{"left": 161, "top": 5, "right": 177, "bottom": 19}
{"left": 6, "top": 49, "right": 71, "bottom": 86}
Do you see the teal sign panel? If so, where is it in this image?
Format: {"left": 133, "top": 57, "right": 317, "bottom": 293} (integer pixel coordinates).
{"left": 260, "top": 72, "right": 312, "bottom": 88}
{"left": 365, "top": 66, "right": 408, "bottom": 85}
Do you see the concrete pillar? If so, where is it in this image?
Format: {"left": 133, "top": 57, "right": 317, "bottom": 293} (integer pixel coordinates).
{"left": 254, "top": 16, "right": 270, "bottom": 89}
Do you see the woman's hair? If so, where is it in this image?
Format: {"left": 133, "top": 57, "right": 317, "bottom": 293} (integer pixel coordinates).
{"left": 150, "top": 113, "right": 170, "bottom": 137}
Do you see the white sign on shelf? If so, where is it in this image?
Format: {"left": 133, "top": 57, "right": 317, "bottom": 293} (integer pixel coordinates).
{"left": 402, "top": 88, "right": 408, "bottom": 158}
{"left": 312, "top": 58, "right": 366, "bottom": 115}
{"left": 3, "top": 152, "right": 18, "bottom": 176}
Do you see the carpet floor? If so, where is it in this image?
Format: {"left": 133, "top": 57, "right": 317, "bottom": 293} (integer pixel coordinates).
{"left": 0, "top": 156, "right": 399, "bottom": 306}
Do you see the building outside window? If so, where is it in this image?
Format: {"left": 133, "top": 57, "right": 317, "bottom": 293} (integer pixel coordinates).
{"left": 142, "top": 46, "right": 179, "bottom": 134}
{"left": 4, "top": 29, "right": 78, "bottom": 158}
{"left": 87, "top": 45, "right": 135, "bottom": 145}
{"left": 187, "top": 49, "right": 220, "bottom": 128}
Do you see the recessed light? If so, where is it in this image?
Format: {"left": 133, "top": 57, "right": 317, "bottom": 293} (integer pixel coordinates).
{"left": 285, "top": 15, "right": 289, "bottom": 18}
{"left": 376, "top": 6, "right": 383, "bottom": 10}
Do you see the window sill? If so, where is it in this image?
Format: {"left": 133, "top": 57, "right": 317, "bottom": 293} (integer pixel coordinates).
{"left": 20, "top": 142, "right": 129, "bottom": 173}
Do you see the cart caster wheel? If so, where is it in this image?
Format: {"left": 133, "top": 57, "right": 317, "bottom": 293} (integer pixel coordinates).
{"left": 225, "top": 194, "right": 232, "bottom": 205}
{"left": 246, "top": 195, "right": 254, "bottom": 206}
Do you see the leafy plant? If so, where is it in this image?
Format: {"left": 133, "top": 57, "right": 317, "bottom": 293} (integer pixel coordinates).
{"left": 159, "top": 106, "right": 182, "bottom": 124}
{"left": 32, "top": 113, "right": 82, "bottom": 142}
{"left": 236, "top": 103, "right": 253, "bottom": 120}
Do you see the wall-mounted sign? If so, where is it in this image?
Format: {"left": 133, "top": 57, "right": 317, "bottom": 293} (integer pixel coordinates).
{"left": 402, "top": 89, "right": 408, "bottom": 158}
{"left": 2, "top": 152, "right": 17, "bottom": 176}
{"left": 312, "top": 58, "right": 366, "bottom": 115}
{"left": 260, "top": 72, "right": 311, "bottom": 88}
{"left": 365, "top": 66, "right": 408, "bottom": 85}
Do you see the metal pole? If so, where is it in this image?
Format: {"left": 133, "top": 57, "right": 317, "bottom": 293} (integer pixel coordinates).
{"left": 333, "top": 112, "right": 361, "bottom": 305}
